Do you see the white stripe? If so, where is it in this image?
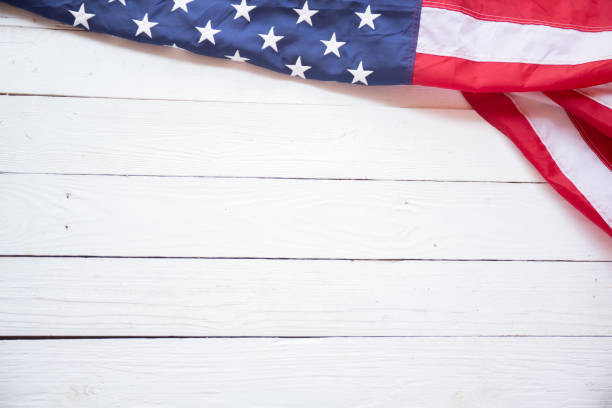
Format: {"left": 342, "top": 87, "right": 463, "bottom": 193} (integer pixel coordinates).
{"left": 577, "top": 83, "right": 612, "bottom": 109}
{"left": 507, "top": 92, "right": 612, "bottom": 228}
{"left": 417, "top": 7, "right": 612, "bottom": 65}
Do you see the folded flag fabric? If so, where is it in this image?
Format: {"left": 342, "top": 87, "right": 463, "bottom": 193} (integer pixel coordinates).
{"left": 466, "top": 88, "right": 612, "bottom": 238}
{"left": 5, "top": 0, "right": 612, "bottom": 236}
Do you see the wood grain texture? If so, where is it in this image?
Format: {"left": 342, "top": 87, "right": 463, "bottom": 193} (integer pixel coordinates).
{"left": 0, "top": 20, "right": 468, "bottom": 108}
{"left": 1, "top": 174, "right": 611, "bottom": 259}
{"left": 0, "top": 95, "right": 540, "bottom": 182}
{"left": 2, "top": 338, "right": 612, "bottom": 408}
{"left": 1, "top": 257, "right": 611, "bottom": 337}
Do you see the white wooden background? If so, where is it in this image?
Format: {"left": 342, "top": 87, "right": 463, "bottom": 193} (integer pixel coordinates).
{"left": 1, "top": 3, "right": 612, "bottom": 407}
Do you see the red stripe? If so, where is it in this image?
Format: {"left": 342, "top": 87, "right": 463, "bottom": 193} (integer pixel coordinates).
{"left": 463, "top": 91, "right": 612, "bottom": 237}
{"left": 413, "top": 53, "right": 612, "bottom": 92}
{"left": 567, "top": 113, "right": 612, "bottom": 172}
{"left": 422, "top": 0, "right": 612, "bottom": 32}
{"left": 545, "top": 90, "right": 612, "bottom": 137}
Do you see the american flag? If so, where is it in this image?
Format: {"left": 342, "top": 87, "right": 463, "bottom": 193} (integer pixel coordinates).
{"left": 5, "top": 0, "right": 612, "bottom": 236}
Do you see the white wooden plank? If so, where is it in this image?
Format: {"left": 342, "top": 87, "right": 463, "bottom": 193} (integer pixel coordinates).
{"left": 1, "top": 174, "right": 610, "bottom": 259}
{"left": 0, "top": 95, "right": 540, "bottom": 182}
{"left": 0, "top": 23, "right": 468, "bottom": 108}
{"left": 1, "top": 257, "right": 611, "bottom": 336}
{"left": 0, "top": 2, "right": 72, "bottom": 30}
{"left": 2, "top": 338, "right": 611, "bottom": 407}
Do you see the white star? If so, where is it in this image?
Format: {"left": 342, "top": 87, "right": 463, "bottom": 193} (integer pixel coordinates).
{"left": 171, "top": 0, "right": 194, "bottom": 12}
{"left": 69, "top": 3, "right": 95, "bottom": 30}
{"left": 355, "top": 5, "right": 380, "bottom": 29}
{"left": 293, "top": 1, "right": 318, "bottom": 26}
{"left": 258, "top": 26, "right": 284, "bottom": 53}
{"left": 321, "top": 33, "right": 345, "bottom": 58}
{"left": 225, "top": 50, "right": 250, "bottom": 62}
{"left": 132, "top": 13, "right": 158, "bottom": 38}
{"left": 196, "top": 20, "right": 221, "bottom": 45}
{"left": 347, "top": 61, "right": 373, "bottom": 85}
{"left": 285, "top": 56, "right": 311, "bottom": 79}
{"left": 231, "top": 0, "right": 256, "bottom": 22}
{"left": 108, "top": 0, "right": 126, "bottom": 5}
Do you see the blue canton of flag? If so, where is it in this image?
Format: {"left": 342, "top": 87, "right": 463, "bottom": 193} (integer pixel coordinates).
{"left": 8, "top": 0, "right": 421, "bottom": 85}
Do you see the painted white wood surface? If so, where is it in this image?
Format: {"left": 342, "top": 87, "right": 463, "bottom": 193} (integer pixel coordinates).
{"left": 2, "top": 174, "right": 611, "bottom": 259}
{"left": 0, "top": 95, "right": 540, "bottom": 182}
{"left": 1, "top": 257, "right": 611, "bottom": 337}
{"left": 0, "top": 3, "right": 79, "bottom": 29}
{"left": 2, "top": 338, "right": 612, "bottom": 408}
{"left": 2, "top": 3, "right": 612, "bottom": 407}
